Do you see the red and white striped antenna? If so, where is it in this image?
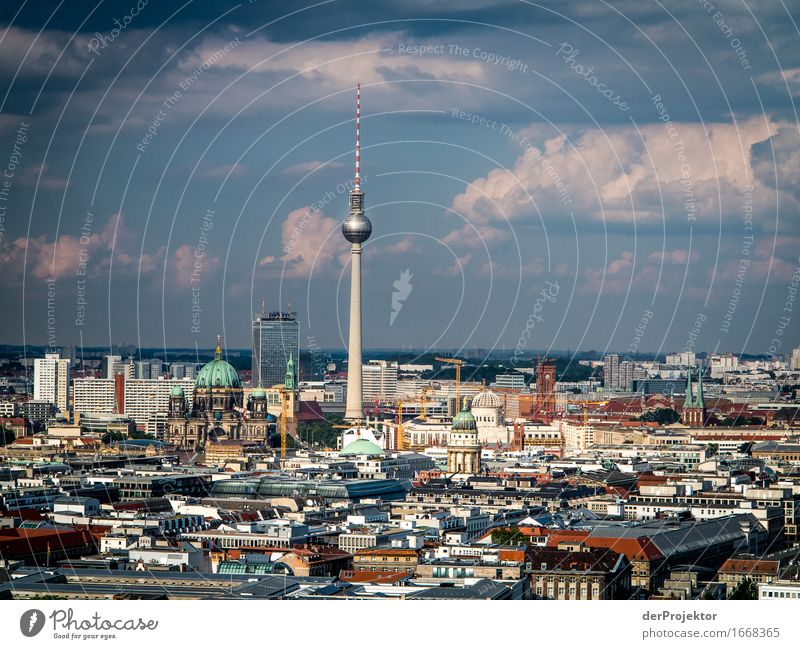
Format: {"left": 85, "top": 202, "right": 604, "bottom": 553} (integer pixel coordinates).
{"left": 354, "top": 83, "right": 361, "bottom": 190}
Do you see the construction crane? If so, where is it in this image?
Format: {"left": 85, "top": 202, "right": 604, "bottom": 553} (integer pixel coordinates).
{"left": 578, "top": 400, "right": 607, "bottom": 427}
{"left": 396, "top": 399, "right": 404, "bottom": 450}
{"left": 435, "top": 357, "right": 464, "bottom": 414}
{"left": 420, "top": 386, "right": 433, "bottom": 421}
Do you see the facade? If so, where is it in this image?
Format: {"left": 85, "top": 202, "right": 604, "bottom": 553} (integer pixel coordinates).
{"left": 353, "top": 548, "right": 420, "bottom": 574}
{"left": 527, "top": 546, "right": 630, "bottom": 600}
{"left": 603, "top": 354, "right": 620, "bottom": 389}
{"left": 73, "top": 378, "right": 117, "bottom": 417}
{"left": 447, "top": 404, "right": 481, "bottom": 474}
{"left": 34, "top": 353, "right": 70, "bottom": 412}
{"left": 534, "top": 360, "right": 557, "bottom": 417}
{"left": 252, "top": 310, "right": 299, "bottom": 389}
{"left": 362, "top": 360, "right": 398, "bottom": 401}
{"left": 124, "top": 378, "right": 196, "bottom": 433}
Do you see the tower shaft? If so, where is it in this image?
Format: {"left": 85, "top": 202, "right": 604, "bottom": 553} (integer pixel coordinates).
{"left": 345, "top": 242, "right": 364, "bottom": 420}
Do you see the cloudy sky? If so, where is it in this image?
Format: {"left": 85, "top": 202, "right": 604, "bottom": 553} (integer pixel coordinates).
{"left": 1, "top": 0, "right": 798, "bottom": 359}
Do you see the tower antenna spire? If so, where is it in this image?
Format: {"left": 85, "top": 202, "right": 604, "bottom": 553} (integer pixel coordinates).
{"left": 354, "top": 83, "right": 361, "bottom": 190}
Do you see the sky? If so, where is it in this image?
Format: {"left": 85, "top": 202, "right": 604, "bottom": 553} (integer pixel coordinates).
{"left": 0, "top": 0, "right": 799, "bottom": 359}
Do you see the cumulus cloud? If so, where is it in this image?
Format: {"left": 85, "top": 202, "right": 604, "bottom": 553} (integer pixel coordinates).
{"left": 0, "top": 213, "right": 164, "bottom": 284}
{"left": 278, "top": 206, "right": 345, "bottom": 277}
{"left": 451, "top": 118, "right": 780, "bottom": 226}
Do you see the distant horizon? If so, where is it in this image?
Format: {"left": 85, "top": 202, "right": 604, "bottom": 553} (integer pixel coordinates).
{"left": 0, "top": 342, "right": 785, "bottom": 361}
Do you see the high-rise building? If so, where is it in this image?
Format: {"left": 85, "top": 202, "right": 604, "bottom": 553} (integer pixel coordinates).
{"left": 135, "top": 361, "right": 151, "bottom": 379}
{"left": 33, "top": 353, "right": 70, "bottom": 412}
{"left": 342, "top": 84, "right": 372, "bottom": 421}
{"left": 103, "top": 355, "right": 121, "bottom": 378}
{"left": 362, "top": 360, "right": 398, "bottom": 401}
{"left": 791, "top": 347, "right": 800, "bottom": 370}
{"left": 252, "top": 310, "right": 299, "bottom": 388}
{"left": 73, "top": 378, "right": 117, "bottom": 417}
{"left": 618, "top": 360, "right": 645, "bottom": 391}
{"left": 124, "top": 378, "right": 196, "bottom": 433}
{"left": 603, "top": 354, "right": 620, "bottom": 388}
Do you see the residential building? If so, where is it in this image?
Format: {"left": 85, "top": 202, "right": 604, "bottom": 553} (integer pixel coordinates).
{"left": 33, "top": 353, "right": 70, "bottom": 412}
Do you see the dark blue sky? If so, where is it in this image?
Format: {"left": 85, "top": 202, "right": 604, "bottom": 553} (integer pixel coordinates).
{"left": 1, "top": 0, "right": 799, "bottom": 359}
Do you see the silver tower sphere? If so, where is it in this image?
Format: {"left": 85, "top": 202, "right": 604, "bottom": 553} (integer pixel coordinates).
{"left": 342, "top": 193, "right": 372, "bottom": 243}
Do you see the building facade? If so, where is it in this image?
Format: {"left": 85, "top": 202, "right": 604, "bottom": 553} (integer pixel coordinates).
{"left": 252, "top": 310, "right": 299, "bottom": 388}
{"left": 33, "top": 353, "right": 70, "bottom": 413}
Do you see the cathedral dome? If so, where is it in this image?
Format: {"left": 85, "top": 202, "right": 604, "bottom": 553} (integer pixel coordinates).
{"left": 451, "top": 407, "right": 478, "bottom": 432}
{"left": 195, "top": 336, "right": 242, "bottom": 389}
{"left": 251, "top": 387, "right": 266, "bottom": 400}
{"left": 471, "top": 390, "right": 502, "bottom": 409}
{"left": 170, "top": 385, "right": 185, "bottom": 397}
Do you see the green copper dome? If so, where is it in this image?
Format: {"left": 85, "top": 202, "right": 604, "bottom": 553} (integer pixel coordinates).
{"left": 452, "top": 405, "right": 477, "bottom": 432}
{"left": 170, "top": 385, "right": 185, "bottom": 397}
{"left": 340, "top": 438, "right": 384, "bottom": 456}
{"left": 251, "top": 386, "right": 266, "bottom": 399}
{"left": 195, "top": 336, "right": 242, "bottom": 389}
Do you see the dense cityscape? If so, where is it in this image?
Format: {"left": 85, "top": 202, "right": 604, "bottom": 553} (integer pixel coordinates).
{"left": 3, "top": 258, "right": 800, "bottom": 600}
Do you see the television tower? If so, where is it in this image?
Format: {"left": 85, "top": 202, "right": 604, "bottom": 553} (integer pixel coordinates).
{"left": 342, "top": 84, "right": 372, "bottom": 421}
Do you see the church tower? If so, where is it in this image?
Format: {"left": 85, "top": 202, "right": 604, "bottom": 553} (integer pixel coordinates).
{"left": 681, "top": 367, "right": 706, "bottom": 427}
{"left": 447, "top": 399, "right": 481, "bottom": 474}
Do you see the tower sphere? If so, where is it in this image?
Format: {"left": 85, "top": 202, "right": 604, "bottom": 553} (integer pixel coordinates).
{"left": 342, "top": 211, "right": 372, "bottom": 243}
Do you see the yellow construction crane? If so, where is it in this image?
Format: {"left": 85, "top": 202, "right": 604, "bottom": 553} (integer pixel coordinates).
{"left": 396, "top": 399, "right": 404, "bottom": 450}
{"left": 578, "top": 400, "right": 607, "bottom": 427}
{"left": 420, "top": 386, "right": 433, "bottom": 421}
{"left": 435, "top": 357, "right": 464, "bottom": 414}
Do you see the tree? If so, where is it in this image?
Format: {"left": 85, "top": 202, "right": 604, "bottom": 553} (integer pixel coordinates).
{"left": 728, "top": 577, "right": 758, "bottom": 600}
{"left": 491, "top": 527, "right": 528, "bottom": 545}
{"left": 297, "top": 416, "right": 347, "bottom": 449}
{"left": 640, "top": 408, "right": 680, "bottom": 425}
{"left": 705, "top": 443, "right": 719, "bottom": 457}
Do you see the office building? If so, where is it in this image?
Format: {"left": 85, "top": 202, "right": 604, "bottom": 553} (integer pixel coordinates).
{"left": 33, "top": 353, "right": 70, "bottom": 412}
{"left": 362, "top": 360, "right": 398, "bottom": 401}
{"left": 791, "top": 347, "right": 800, "bottom": 371}
{"left": 252, "top": 311, "right": 299, "bottom": 388}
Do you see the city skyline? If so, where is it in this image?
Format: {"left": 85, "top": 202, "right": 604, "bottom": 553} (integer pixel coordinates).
{"left": 0, "top": 1, "right": 798, "bottom": 357}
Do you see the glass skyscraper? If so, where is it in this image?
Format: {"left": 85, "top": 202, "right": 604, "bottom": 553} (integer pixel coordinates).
{"left": 252, "top": 310, "right": 299, "bottom": 388}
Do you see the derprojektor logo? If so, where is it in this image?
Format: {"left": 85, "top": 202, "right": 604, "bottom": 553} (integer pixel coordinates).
{"left": 20, "top": 609, "right": 46, "bottom": 637}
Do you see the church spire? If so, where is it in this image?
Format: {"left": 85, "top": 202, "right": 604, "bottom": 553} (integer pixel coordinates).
{"left": 683, "top": 368, "right": 693, "bottom": 409}
{"left": 695, "top": 366, "right": 705, "bottom": 408}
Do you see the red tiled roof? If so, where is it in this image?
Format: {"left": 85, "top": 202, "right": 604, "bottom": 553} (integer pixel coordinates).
{"left": 719, "top": 558, "right": 779, "bottom": 576}
{"left": 0, "top": 527, "right": 97, "bottom": 559}
{"left": 547, "top": 530, "right": 664, "bottom": 562}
